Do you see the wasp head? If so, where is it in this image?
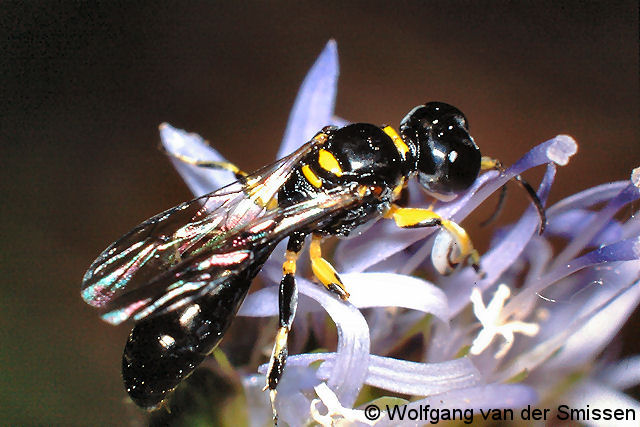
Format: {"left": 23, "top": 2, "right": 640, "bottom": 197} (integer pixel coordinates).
{"left": 400, "top": 102, "right": 481, "bottom": 199}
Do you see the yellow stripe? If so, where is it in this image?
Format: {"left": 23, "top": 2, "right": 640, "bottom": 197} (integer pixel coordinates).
{"left": 383, "top": 125, "right": 410, "bottom": 159}
{"left": 318, "top": 149, "right": 343, "bottom": 176}
{"left": 302, "top": 164, "right": 322, "bottom": 188}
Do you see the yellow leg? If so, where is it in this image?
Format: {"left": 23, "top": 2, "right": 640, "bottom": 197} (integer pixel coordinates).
{"left": 309, "top": 234, "right": 350, "bottom": 300}
{"left": 385, "top": 204, "right": 482, "bottom": 274}
{"left": 165, "top": 151, "right": 248, "bottom": 180}
{"left": 481, "top": 156, "right": 503, "bottom": 171}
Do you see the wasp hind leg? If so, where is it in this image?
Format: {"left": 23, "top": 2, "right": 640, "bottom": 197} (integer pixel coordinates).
{"left": 265, "top": 232, "right": 304, "bottom": 425}
{"left": 385, "top": 205, "right": 484, "bottom": 277}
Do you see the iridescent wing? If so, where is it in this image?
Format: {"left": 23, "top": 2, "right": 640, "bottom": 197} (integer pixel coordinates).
{"left": 81, "top": 140, "right": 366, "bottom": 324}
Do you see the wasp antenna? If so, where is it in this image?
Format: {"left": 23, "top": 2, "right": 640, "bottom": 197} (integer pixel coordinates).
{"left": 479, "top": 183, "right": 508, "bottom": 228}
{"left": 513, "top": 174, "right": 547, "bottom": 235}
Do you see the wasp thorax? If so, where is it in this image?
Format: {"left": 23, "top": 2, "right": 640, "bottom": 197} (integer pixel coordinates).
{"left": 400, "top": 102, "right": 481, "bottom": 198}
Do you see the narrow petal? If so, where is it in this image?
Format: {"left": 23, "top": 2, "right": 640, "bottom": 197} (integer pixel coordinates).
{"left": 455, "top": 135, "right": 576, "bottom": 219}
{"left": 549, "top": 178, "right": 640, "bottom": 270}
{"left": 342, "top": 272, "right": 449, "bottom": 322}
{"left": 159, "top": 123, "right": 237, "bottom": 196}
{"left": 599, "top": 356, "right": 640, "bottom": 390}
{"left": 537, "top": 237, "right": 640, "bottom": 293}
{"left": 543, "top": 275, "right": 640, "bottom": 370}
{"left": 273, "top": 353, "right": 482, "bottom": 397}
{"left": 497, "top": 279, "right": 640, "bottom": 382}
{"left": 326, "top": 354, "right": 481, "bottom": 396}
{"left": 546, "top": 209, "right": 623, "bottom": 246}
{"left": 567, "top": 380, "right": 640, "bottom": 427}
{"left": 278, "top": 40, "right": 339, "bottom": 158}
{"left": 297, "top": 278, "right": 370, "bottom": 407}
{"left": 547, "top": 182, "right": 629, "bottom": 216}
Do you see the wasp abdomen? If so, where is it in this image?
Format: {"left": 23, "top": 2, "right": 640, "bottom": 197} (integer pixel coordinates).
{"left": 122, "top": 280, "right": 249, "bottom": 408}
{"left": 120, "top": 240, "right": 278, "bottom": 410}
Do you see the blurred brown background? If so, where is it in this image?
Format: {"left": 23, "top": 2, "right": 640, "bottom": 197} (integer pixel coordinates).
{"left": 1, "top": 1, "right": 638, "bottom": 424}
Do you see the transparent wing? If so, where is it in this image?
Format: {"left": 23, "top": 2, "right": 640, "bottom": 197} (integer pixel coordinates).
{"left": 89, "top": 185, "right": 364, "bottom": 325}
{"left": 81, "top": 139, "right": 367, "bottom": 324}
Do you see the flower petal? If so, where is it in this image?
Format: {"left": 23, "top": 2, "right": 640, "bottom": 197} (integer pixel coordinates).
{"left": 497, "top": 278, "right": 640, "bottom": 381}
{"left": 546, "top": 209, "right": 623, "bottom": 246}
{"left": 272, "top": 353, "right": 482, "bottom": 398}
{"left": 239, "top": 272, "right": 449, "bottom": 321}
{"left": 540, "top": 237, "right": 640, "bottom": 288}
{"left": 547, "top": 182, "right": 629, "bottom": 215}
{"left": 277, "top": 40, "right": 339, "bottom": 158}
{"left": 599, "top": 355, "right": 640, "bottom": 390}
{"left": 329, "top": 354, "right": 482, "bottom": 396}
{"left": 567, "top": 380, "right": 640, "bottom": 427}
{"left": 542, "top": 273, "right": 640, "bottom": 370}
{"left": 549, "top": 178, "right": 640, "bottom": 270}
{"left": 159, "top": 123, "right": 237, "bottom": 196}
{"left": 342, "top": 273, "right": 449, "bottom": 322}
{"left": 297, "top": 279, "right": 369, "bottom": 407}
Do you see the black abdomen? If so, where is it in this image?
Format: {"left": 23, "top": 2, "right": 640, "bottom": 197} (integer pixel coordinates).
{"left": 122, "top": 246, "right": 274, "bottom": 408}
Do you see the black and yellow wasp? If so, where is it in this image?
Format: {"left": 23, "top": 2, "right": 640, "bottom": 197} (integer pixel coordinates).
{"left": 81, "top": 102, "right": 544, "bottom": 421}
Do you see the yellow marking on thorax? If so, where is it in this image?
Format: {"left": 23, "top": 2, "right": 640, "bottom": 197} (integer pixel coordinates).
{"left": 248, "top": 183, "right": 278, "bottom": 209}
{"left": 313, "top": 131, "right": 329, "bottom": 143}
{"left": 383, "top": 126, "right": 410, "bottom": 159}
{"left": 301, "top": 164, "right": 323, "bottom": 188}
{"left": 318, "top": 149, "right": 343, "bottom": 176}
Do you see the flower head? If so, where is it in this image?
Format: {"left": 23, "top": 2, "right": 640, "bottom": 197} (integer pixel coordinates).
{"left": 160, "top": 41, "right": 640, "bottom": 425}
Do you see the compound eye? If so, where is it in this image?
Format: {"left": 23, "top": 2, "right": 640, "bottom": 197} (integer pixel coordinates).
{"left": 432, "top": 122, "right": 481, "bottom": 193}
{"left": 404, "top": 103, "right": 479, "bottom": 197}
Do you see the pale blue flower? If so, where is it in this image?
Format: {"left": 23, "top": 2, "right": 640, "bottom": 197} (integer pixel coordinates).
{"left": 161, "top": 41, "right": 640, "bottom": 426}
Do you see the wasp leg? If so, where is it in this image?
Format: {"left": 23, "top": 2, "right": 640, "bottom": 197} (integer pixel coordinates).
{"left": 265, "top": 232, "right": 305, "bottom": 425}
{"left": 165, "top": 151, "right": 248, "bottom": 182}
{"left": 384, "top": 205, "right": 483, "bottom": 276}
{"left": 481, "top": 156, "right": 502, "bottom": 171}
{"left": 481, "top": 156, "right": 546, "bottom": 234}
{"left": 309, "top": 233, "right": 350, "bottom": 300}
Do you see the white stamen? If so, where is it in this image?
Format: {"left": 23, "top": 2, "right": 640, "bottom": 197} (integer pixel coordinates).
{"left": 310, "top": 383, "right": 374, "bottom": 426}
{"left": 470, "top": 284, "right": 540, "bottom": 359}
